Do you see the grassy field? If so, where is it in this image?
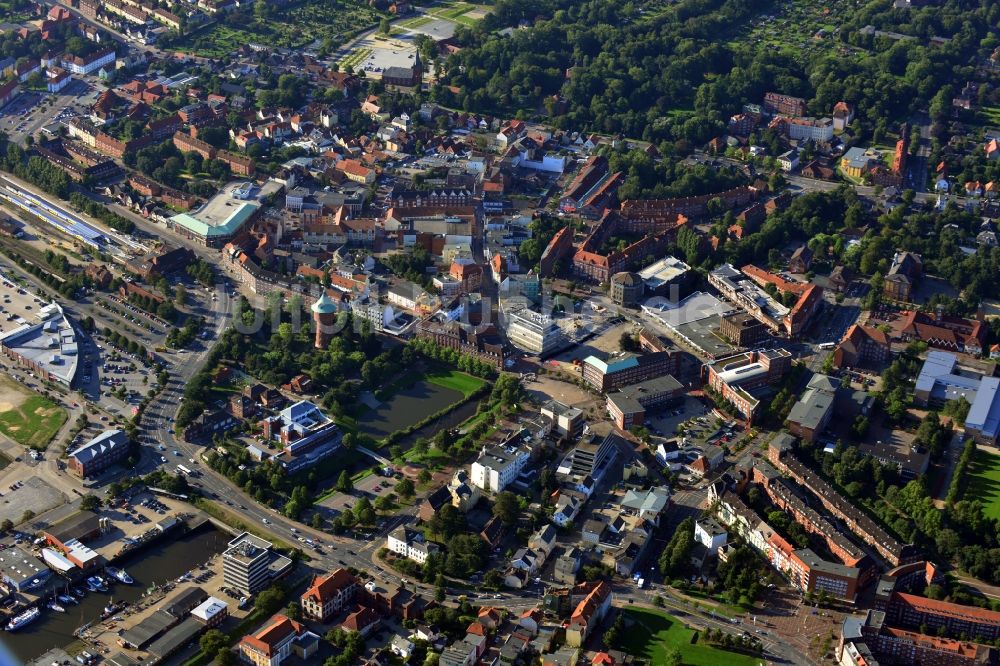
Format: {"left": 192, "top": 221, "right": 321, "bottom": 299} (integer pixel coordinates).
{"left": 425, "top": 1, "right": 490, "bottom": 27}
{"left": 340, "top": 47, "right": 372, "bottom": 71}
{"left": 967, "top": 449, "right": 1000, "bottom": 519}
{"left": 425, "top": 369, "right": 486, "bottom": 398}
{"left": 398, "top": 15, "right": 432, "bottom": 29}
{"left": 978, "top": 106, "right": 1000, "bottom": 128}
{"left": 169, "top": 0, "right": 383, "bottom": 56}
{"left": 620, "top": 608, "right": 764, "bottom": 666}
{"left": 0, "top": 375, "right": 66, "bottom": 450}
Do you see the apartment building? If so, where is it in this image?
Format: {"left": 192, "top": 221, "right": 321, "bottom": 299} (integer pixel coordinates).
{"left": 885, "top": 592, "right": 1000, "bottom": 642}
{"left": 843, "top": 609, "right": 998, "bottom": 666}
{"left": 720, "top": 312, "right": 768, "bottom": 347}
{"left": 565, "top": 581, "right": 613, "bottom": 647}
{"left": 68, "top": 429, "right": 130, "bottom": 478}
{"left": 768, "top": 435, "right": 913, "bottom": 567}
{"left": 557, "top": 432, "right": 619, "bottom": 479}
{"left": 763, "top": 92, "right": 807, "bottom": 117}
{"left": 470, "top": 444, "right": 531, "bottom": 492}
{"left": 716, "top": 491, "right": 860, "bottom": 602}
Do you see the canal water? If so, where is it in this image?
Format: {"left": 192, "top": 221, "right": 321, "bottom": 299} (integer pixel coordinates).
{"left": 358, "top": 381, "right": 468, "bottom": 440}
{"left": 0, "top": 524, "right": 228, "bottom": 665}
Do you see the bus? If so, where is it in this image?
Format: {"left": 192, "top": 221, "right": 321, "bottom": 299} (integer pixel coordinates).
{"left": 176, "top": 464, "right": 194, "bottom": 477}
{"left": 818, "top": 342, "right": 836, "bottom": 350}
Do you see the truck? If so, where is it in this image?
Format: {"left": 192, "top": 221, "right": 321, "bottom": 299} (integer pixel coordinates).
{"left": 637, "top": 578, "right": 646, "bottom": 589}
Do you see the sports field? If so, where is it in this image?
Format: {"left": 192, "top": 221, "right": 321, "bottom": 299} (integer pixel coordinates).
{"left": 620, "top": 608, "right": 764, "bottom": 666}
{"left": 967, "top": 449, "right": 1000, "bottom": 519}
{"left": 0, "top": 375, "right": 66, "bottom": 449}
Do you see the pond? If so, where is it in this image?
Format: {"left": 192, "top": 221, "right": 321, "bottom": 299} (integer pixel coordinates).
{"left": 0, "top": 524, "right": 228, "bottom": 664}
{"left": 357, "top": 380, "right": 466, "bottom": 441}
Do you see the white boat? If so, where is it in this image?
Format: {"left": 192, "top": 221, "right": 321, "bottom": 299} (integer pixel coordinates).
{"left": 86, "top": 576, "right": 107, "bottom": 592}
{"left": 107, "top": 568, "right": 133, "bottom": 585}
{"left": 46, "top": 600, "right": 66, "bottom": 613}
{"left": 6, "top": 607, "right": 40, "bottom": 631}
{"left": 57, "top": 594, "right": 76, "bottom": 605}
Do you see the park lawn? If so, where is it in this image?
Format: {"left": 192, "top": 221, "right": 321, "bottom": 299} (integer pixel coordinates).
{"left": 425, "top": 369, "right": 486, "bottom": 398}
{"left": 0, "top": 394, "right": 66, "bottom": 450}
{"left": 979, "top": 106, "right": 1000, "bottom": 128}
{"left": 966, "top": 449, "right": 1000, "bottom": 520}
{"left": 620, "top": 608, "right": 764, "bottom": 666}
{"left": 398, "top": 15, "right": 432, "bottom": 28}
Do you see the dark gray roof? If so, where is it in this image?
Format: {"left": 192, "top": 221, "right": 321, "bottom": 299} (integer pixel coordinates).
{"left": 146, "top": 616, "right": 203, "bottom": 658}
{"left": 45, "top": 511, "right": 100, "bottom": 544}
{"left": 164, "top": 586, "right": 208, "bottom": 618}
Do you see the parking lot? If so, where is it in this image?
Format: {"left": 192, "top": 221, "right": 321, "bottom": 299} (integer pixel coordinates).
{"left": 3, "top": 79, "right": 97, "bottom": 142}
{"left": 347, "top": 34, "right": 419, "bottom": 76}
{"left": 0, "top": 475, "right": 66, "bottom": 525}
{"left": 316, "top": 469, "right": 398, "bottom": 516}
{"left": 642, "top": 395, "right": 712, "bottom": 440}
{"left": 0, "top": 270, "right": 50, "bottom": 334}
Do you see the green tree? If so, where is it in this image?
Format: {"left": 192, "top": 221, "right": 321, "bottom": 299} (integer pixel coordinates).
{"left": 199, "top": 629, "right": 227, "bottom": 655}
{"left": 396, "top": 477, "right": 415, "bottom": 499}
{"left": 492, "top": 491, "right": 519, "bottom": 525}
{"left": 255, "top": 586, "right": 284, "bottom": 615}
{"left": 336, "top": 470, "right": 353, "bottom": 494}
{"left": 80, "top": 495, "right": 102, "bottom": 511}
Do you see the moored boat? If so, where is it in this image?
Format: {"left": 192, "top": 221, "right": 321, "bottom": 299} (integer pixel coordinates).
{"left": 107, "top": 568, "right": 133, "bottom": 585}
{"left": 6, "top": 606, "right": 40, "bottom": 631}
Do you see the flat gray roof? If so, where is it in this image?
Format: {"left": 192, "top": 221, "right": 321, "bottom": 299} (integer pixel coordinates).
{"left": 0, "top": 304, "right": 79, "bottom": 384}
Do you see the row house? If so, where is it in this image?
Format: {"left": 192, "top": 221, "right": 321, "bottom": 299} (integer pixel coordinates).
{"left": 61, "top": 47, "right": 116, "bottom": 75}
{"left": 173, "top": 131, "right": 217, "bottom": 160}
{"left": 219, "top": 149, "right": 255, "bottom": 176}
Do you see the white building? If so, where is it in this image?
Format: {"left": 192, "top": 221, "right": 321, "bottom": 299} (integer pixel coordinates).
{"left": 694, "top": 516, "right": 728, "bottom": 552}
{"left": 503, "top": 307, "right": 564, "bottom": 356}
{"left": 387, "top": 526, "right": 439, "bottom": 564}
{"left": 350, "top": 298, "right": 396, "bottom": 333}
{"left": 552, "top": 494, "right": 582, "bottom": 527}
{"left": 787, "top": 117, "right": 834, "bottom": 142}
{"left": 61, "top": 47, "right": 115, "bottom": 75}
{"left": 777, "top": 148, "right": 800, "bottom": 172}
{"left": 46, "top": 69, "right": 71, "bottom": 93}
{"left": 470, "top": 444, "right": 531, "bottom": 493}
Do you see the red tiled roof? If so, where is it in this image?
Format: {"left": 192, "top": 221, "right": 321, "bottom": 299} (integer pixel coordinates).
{"left": 893, "top": 592, "right": 1000, "bottom": 624}
{"left": 301, "top": 568, "right": 354, "bottom": 604}
{"left": 241, "top": 615, "right": 303, "bottom": 656}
